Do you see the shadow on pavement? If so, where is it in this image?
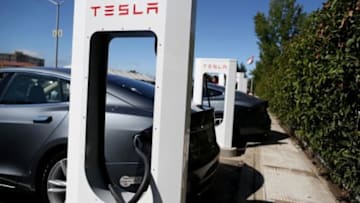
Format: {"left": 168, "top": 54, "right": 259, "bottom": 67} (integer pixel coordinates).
{"left": 1, "top": 163, "right": 269, "bottom": 203}
{"left": 245, "top": 131, "right": 289, "bottom": 148}
{"left": 192, "top": 163, "right": 267, "bottom": 203}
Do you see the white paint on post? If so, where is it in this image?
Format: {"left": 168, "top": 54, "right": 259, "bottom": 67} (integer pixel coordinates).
{"left": 236, "top": 72, "right": 248, "bottom": 93}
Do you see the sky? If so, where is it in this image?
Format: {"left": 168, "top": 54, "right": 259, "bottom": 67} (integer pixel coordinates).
{"left": 0, "top": 0, "right": 325, "bottom": 77}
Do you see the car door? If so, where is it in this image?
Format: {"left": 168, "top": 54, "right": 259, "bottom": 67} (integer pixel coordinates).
{"left": 0, "top": 71, "right": 68, "bottom": 177}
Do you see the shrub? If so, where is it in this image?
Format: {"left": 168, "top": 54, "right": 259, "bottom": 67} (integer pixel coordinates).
{"left": 267, "top": 0, "right": 360, "bottom": 198}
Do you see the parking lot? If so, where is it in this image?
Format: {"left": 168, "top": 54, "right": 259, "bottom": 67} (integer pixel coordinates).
{"left": 0, "top": 115, "right": 340, "bottom": 203}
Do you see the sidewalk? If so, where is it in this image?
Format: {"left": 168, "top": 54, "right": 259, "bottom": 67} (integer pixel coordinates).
{"left": 220, "top": 115, "right": 339, "bottom": 203}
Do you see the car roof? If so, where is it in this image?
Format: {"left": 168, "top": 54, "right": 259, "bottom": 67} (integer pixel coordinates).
{"left": 0, "top": 67, "right": 71, "bottom": 78}
{"left": 0, "top": 66, "right": 155, "bottom": 110}
{"left": 207, "top": 82, "right": 266, "bottom": 107}
{"left": 0, "top": 67, "right": 153, "bottom": 90}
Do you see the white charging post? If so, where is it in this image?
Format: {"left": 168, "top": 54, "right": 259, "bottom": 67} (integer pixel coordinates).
{"left": 66, "top": 0, "right": 195, "bottom": 202}
{"left": 236, "top": 72, "right": 248, "bottom": 93}
{"left": 218, "top": 74, "right": 226, "bottom": 86}
{"left": 193, "top": 58, "right": 237, "bottom": 154}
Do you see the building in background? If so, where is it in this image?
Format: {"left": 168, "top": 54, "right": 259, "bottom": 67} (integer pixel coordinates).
{"left": 0, "top": 51, "right": 45, "bottom": 67}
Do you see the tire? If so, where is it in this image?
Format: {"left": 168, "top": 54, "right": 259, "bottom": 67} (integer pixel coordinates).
{"left": 37, "top": 151, "right": 67, "bottom": 203}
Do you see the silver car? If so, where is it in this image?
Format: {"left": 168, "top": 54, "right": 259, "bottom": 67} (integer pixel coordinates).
{"left": 0, "top": 67, "right": 219, "bottom": 203}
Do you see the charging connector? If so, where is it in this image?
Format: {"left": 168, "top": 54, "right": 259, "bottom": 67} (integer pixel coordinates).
{"left": 108, "top": 132, "right": 162, "bottom": 203}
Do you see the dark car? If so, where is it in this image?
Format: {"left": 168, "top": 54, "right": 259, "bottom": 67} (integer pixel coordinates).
{"left": 0, "top": 67, "right": 219, "bottom": 202}
{"left": 203, "top": 82, "right": 271, "bottom": 147}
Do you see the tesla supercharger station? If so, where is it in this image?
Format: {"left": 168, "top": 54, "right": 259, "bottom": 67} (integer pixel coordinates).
{"left": 193, "top": 58, "right": 237, "bottom": 154}
{"left": 218, "top": 74, "right": 226, "bottom": 86}
{"left": 66, "top": 0, "right": 195, "bottom": 202}
{"left": 236, "top": 72, "right": 248, "bottom": 93}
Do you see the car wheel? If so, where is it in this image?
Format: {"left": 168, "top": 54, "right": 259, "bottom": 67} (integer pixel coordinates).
{"left": 38, "top": 151, "right": 67, "bottom": 203}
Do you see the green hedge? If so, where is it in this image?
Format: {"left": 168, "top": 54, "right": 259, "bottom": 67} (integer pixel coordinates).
{"left": 262, "top": 0, "right": 360, "bottom": 199}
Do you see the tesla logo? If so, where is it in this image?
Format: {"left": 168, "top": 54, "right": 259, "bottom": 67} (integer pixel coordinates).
{"left": 202, "top": 63, "right": 228, "bottom": 70}
{"left": 90, "top": 2, "right": 159, "bottom": 17}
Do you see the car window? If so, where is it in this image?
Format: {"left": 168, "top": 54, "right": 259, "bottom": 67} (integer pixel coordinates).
{"left": 61, "top": 80, "right": 70, "bottom": 102}
{"left": 0, "top": 72, "right": 12, "bottom": 98}
{"left": 0, "top": 73, "right": 8, "bottom": 81}
{"left": 1, "top": 73, "right": 66, "bottom": 104}
{"left": 203, "top": 87, "right": 222, "bottom": 97}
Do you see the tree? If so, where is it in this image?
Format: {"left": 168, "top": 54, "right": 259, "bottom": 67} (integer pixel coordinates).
{"left": 252, "top": 0, "right": 306, "bottom": 98}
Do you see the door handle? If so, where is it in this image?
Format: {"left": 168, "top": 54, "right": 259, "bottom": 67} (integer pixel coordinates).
{"left": 33, "top": 116, "right": 52, "bottom": 123}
